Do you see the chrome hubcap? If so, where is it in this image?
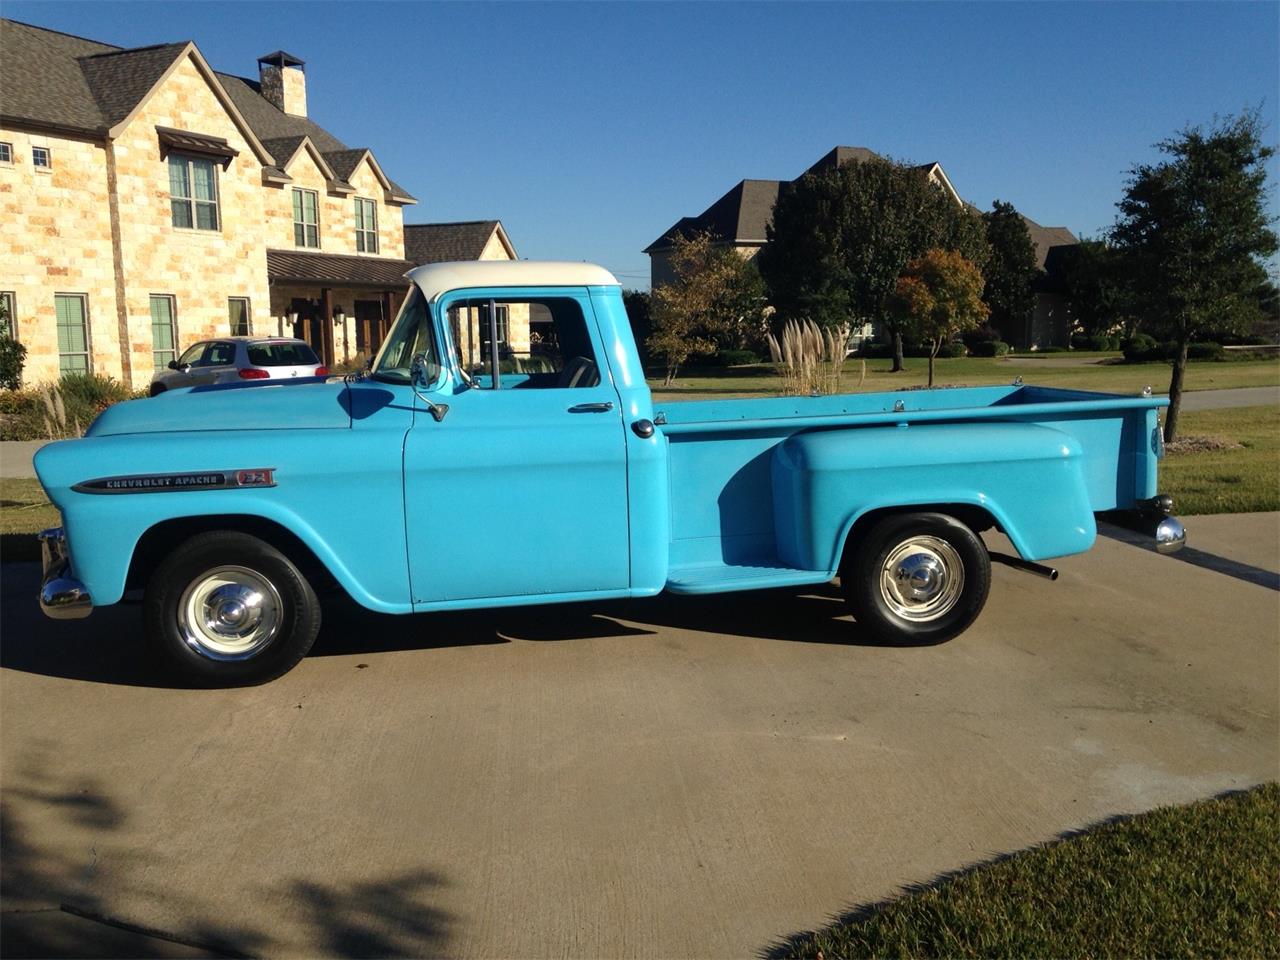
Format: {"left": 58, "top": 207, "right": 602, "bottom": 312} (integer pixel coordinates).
{"left": 178, "top": 565, "right": 283, "bottom": 661}
{"left": 879, "top": 536, "right": 965, "bottom": 622}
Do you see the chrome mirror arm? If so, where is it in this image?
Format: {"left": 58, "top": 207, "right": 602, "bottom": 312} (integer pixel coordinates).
{"left": 410, "top": 353, "right": 450, "bottom": 423}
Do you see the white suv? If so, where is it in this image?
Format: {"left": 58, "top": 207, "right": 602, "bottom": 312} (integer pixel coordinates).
{"left": 150, "top": 337, "right": 327, "bottom": 396}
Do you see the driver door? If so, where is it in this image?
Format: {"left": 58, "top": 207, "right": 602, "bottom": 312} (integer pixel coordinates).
{"left": 402, "top": 288, "right": 631, "bottom": 606}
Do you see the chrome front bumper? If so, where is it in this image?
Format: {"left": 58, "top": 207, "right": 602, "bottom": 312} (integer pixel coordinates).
{"left": 38, "top": 527, "right": 93, "bottom": 619}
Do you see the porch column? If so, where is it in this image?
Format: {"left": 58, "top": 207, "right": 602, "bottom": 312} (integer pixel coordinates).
{"left": 320, "top": 287, "right": 335, "bottom": 368}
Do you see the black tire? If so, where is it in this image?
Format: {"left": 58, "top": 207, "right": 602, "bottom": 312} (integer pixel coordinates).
{"left": 149, "top": 383, "right": 166, "bottom": 397}
{"left": 145, "top": 530, "right": 321, "bottom": 686}
{"left": 841, "top": 512, "right": 991, "bottom": 646}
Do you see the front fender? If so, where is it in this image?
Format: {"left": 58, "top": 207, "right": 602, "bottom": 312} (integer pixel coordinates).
{"left": 772, "top": 422, "right": 1097, "bottom": 571}
{"left": 34, "top": 428, "right": 413, "bottom": 611}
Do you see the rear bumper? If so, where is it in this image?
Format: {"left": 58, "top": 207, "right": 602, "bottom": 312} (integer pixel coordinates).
{"left": 1100, "top": 494, "right": 1187, "bottom": 555}
{"left": 38, "top": 527, "right": 93, "bottom": 619}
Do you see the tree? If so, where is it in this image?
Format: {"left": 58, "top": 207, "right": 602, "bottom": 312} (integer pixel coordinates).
{"left": 1050, "top": 237, "right": 1133, "bottom": 339}
{"left": 980, "top": 201, "right": 1038, "bottom": 347}
{"left": 621, "top": 290, "right": 652, "bottom": 367}
{"left": 887, "top": 249, "right": 988, "bottom": 387}
{"left": 759, "top": 155, "right": 988, "bottom": 372}
{"left": 647, "top": 231, "right": 767, "bottom": 385}
{"left": 1111, "top": 111, "right": 1277, "bottom": 441}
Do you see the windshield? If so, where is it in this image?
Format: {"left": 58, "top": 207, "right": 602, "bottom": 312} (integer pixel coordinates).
{"left": 372, "top": 286, "right": 440, "bottom": 384}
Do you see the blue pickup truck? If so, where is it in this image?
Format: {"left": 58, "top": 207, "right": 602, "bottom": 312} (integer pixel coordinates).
{"left": 34, "top": 261, "right": 1185, "bottom": 685}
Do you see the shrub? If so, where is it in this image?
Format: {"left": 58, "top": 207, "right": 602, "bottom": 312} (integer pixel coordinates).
{"left": 715, "top": 348, "right": 763, "bottom": 366}
{"left": 1186, "top": 341, "right": 1225, "bottom": 361}
{"left": 935, "top": 341, "right": 968, "bottom": 358}
{"left": 971, "top": 340, "right": 1010, "bottom": 357}
{"left": 0, "top": 374, "right": 144, "bottom": 441}
{"left": 1088, "top": 333, "right": 1119, "bottom": 352}
{"left": 0, "top": 338, "right": 26, "bottom": 390}
{"left": 767, "top": 319, "right": 855, "bottom": 395}
{"left": 1070, "top": 332, "right": 1092, "bottom": 351}
{"left": 963, "top": 324, "right": 1002, "bottom": 349}
{"left": 1123, "top": 333, "right": 1160, "bottom": 362}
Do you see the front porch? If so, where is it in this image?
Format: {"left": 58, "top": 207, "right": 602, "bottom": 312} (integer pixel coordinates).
{"left": 267, "top": 250, "right": 413, "bottom": 368}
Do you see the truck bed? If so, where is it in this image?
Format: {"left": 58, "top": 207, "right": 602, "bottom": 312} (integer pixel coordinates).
{"left": 657, "top": 385, "right": 1167, "bottom": 593}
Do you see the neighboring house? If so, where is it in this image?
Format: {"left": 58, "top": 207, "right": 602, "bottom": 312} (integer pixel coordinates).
{"left": 1022, "top": 217, "right": 1079, "bottom": 350}
{"left": 404, "top": 220, "right": 539, "bottom": 372}
{"left": 0, "top": 19, "right": 419, "bottom": 384}
{"left": 645, "top": 145, "right": 1076, "bottom": 349}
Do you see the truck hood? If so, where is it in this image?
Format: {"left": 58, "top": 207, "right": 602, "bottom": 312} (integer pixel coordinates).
{"left": 86, "top": 378, "right": 352, "bottom": 437}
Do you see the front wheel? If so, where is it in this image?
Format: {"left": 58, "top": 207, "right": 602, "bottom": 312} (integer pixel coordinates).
{"left": 145, "top": 531, "right": 321, "bottom": 686}
{"left": 841, "top": 512, "right": 991, "bottom": 646}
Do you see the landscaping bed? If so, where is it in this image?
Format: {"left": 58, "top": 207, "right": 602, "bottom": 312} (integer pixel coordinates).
{"left": 776, "top": 782, "right": 1280, "bottom": 960}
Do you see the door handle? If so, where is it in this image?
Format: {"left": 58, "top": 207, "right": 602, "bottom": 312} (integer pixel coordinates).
{"left": 567, "top": 402, "right": 614, "bottom": 414}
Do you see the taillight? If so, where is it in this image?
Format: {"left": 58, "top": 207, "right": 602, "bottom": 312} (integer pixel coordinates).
{"left": 314, "top": 366, "right": 329, "bottom": 376}
{"left": 238, "top": 368, "right": 269, "bottom": 380}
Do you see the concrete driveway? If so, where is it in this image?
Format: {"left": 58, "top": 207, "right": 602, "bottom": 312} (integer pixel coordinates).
{"left": 2, "top": 515, "right": 1277, "bottom": 958}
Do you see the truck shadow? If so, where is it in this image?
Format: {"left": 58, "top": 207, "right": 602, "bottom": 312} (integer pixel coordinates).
{"left": 1, "top": 563, "right": 900, "bottom": 688}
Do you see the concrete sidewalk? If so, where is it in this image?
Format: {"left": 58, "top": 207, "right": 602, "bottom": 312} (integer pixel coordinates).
{"left": 1, "top": 514, "right": 1276, "bottom": 957}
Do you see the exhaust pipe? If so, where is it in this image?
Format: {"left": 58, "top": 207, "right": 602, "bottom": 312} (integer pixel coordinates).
{"left": 989, "top": 552, "right": 1059, "bottom": 580}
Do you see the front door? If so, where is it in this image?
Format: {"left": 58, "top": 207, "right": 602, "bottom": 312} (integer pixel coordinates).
{"left": 402, "top": 288, "right": 631, "bottom": 606}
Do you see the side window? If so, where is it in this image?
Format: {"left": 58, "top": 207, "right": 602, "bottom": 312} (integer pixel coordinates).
{"left": 202, "top": 342, "right": 236, "bottom": 366}
{"left": 446, "top": 297, "right": 600, "bottom": 389}
{"left": 178, "top": 342, "right": 207, "bottom": 366}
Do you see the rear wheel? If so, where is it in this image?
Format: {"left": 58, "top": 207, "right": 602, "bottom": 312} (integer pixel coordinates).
{"left": 841, "top": 512, "right": 990, "bottom": 646}
{"left": 149, "top": 383, "right": 166, "bottom": 397}
{"left": 145, "top": 531, "right": 321, "bottom": 686}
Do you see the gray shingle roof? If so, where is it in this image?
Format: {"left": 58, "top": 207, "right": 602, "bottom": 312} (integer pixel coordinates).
{"left": 404, "top": 221, "right": 510, "bottom": 264}
{"left": 0, "top": 19, "right": 120, "bottom": 131}
{"left": 0, "top": 19, "right": 414, "bottom": 200}
{"left": 79, "top": 42, "right": 190, "bottom": 129}
{"left": 646, "top": 145, "right": 885, "bottom": 252}
{"left": 1020, "top": 215, "right": 1078, "bottom": 271}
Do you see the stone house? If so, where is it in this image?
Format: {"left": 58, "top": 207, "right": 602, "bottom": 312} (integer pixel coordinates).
{"left": 645, "top": 145, "right": 1077, "bottom": 349}
{"left": 0, "top": 19, "right": 421, "bottom": 385}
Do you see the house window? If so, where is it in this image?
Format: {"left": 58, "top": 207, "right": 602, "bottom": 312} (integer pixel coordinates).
{"left": 32, "top": 146, "right": 51, "bottom": 169}
{"left": 355, "top": 197, "right": 378, "bottom": 253}
{"left": 168, "top": 155, "right": 219, "bottom": 230}
{"left": 55, "top": 294, "right": 90, "bottom": 375}
{"left": 150, "top": 295, "right": 177, "bottom": 370}
{"left": 292, "top": 188, "right": 320, "bottom": 248}
{"left": 0, "top": 292, "right": 15, "bottom": 340}
{"left": 228, "top": 297, "right": 251, "bottom": 336}
{"left": 0, "top": 143, "right": 12, "bottom": 165}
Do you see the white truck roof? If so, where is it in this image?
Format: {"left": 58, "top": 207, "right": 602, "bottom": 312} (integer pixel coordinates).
{"left": 404, "top": 260, "right": 621, "bottom": 302}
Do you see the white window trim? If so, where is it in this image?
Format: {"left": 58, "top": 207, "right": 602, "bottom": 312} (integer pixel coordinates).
{"left": 168, "top": 154, "right": 221, "bottom": 232}
{"left": 0, "top": 142, "right": 13, "bottom": 166}
{"left": 228, "top": 297, "right": 252, "bottom": 336}
{"left": 355, "top": 197, "right": 379, "bottom": 254}
{"left": 54, "top": 292, "right": 91, "bottom": 375}
{"left": 149, "top": 294, "right": 178, "bottom": 368}
{"left": 32, "top": 145, "right": 52, "bottom": 173}
{"left": 0, "top": 291, "right": 16, "bottom": 340}
{"left": 292, "top": 187, "right": 321, "bottom": 249}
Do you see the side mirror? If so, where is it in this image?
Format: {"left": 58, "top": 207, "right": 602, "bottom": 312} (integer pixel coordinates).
{"left": 167, "top": 360, "right": 187, "bottom": 371}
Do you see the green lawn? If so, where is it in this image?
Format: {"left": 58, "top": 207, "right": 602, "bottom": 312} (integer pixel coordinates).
{"left": 1162, "top": 405, "right": 1280, "bottom": 514}
{"left": 776, "top": 782, "right": 1279, "bottom": 960}
{"left": 0, "top": 478, "right": 60, "bottom": 562}
{"left": 650, "top": 355, "right": 1279, "bottom": 402}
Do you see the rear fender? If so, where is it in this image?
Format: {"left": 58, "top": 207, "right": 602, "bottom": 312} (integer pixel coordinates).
{"left": 772, "top": 422, "right": 1097, "bottom": 571}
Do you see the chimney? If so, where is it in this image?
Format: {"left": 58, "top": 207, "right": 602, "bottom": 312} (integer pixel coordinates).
{"left": 257, "top": 50, "right": 307, "bottom": 117}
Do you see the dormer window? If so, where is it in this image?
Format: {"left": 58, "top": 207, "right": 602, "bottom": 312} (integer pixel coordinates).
{"left": 355, "top": 197, "right": 378, "bottom": 253}
{"left": 168, "top": 155, "right": 219, "bottom": 230}
{"left": 293, "top": 188, "right": 320, "bottom": 248}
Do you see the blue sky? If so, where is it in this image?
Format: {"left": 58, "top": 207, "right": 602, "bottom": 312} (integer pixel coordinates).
{"left": 7, "top": 1, "right": 1278, "bottom": 287}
